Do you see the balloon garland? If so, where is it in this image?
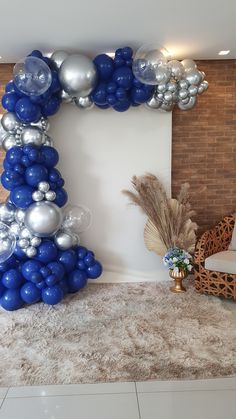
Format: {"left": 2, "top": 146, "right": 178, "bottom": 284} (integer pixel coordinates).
{"left": 0, "top": 45, "right": 208, "bottom": 311}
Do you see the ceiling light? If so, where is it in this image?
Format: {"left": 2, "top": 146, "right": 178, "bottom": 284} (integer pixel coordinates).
{"left": 218, "top": 50, "right": 230, "bottom": 56}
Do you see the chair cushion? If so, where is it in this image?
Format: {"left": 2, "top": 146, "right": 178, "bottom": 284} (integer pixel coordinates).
{"left": 205, "top": 251, "right": 236, "bottom": 274}
{"left": 228, "top": 219, "right": 236, "bottom": 250}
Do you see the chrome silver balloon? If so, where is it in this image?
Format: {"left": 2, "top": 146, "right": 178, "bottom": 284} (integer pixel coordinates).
{"left": 20, "top": 227, "right": 32, "bottom": 239}
{"left": 157, "top": 83, "right": 167, "bottom": 93}
{"left": 167, "top": 81, "right": 178, "bottom": 92}
{"left": 51, "top": 50, "right": 69, "bottom": 70}
{"left": 155, "top": 65, "right": 171, "bottom": 84}
{"left": 71, "top": 234, "right": 80, "bottom": 247}
{"left": 185, "top": 69, "right": 202, "bottom": 86}
{"left": 0, "top": 121, "right": 8, "bottom": 145}
{"left": 168, "top": 60, "right": 184, "bottom": 81}
{"left": 0, "top": 203, "right": 15, "bottom": 223}
{"left": 21, "top": 127, "right": 45, "bottom": 147}
{"left": 18, "top": 238, "right": 30, "bottom": 249}
{"left": 32, "top": 190, "right": 44, "bottom": 202}
{"left": 59, "top": 90, "right": 73, "bottom": 103}
{"left": 38, "top": 181, "right": 50, "bottom": 193}
{"left": 74, "top": 95, "right": 94, "bottom": 110}
{"left": 15, "top": 208, "right": 26, "bottom": 224}
{"left": 145, "top": 96, "right": 162, "bottom": 109}
{"left": 179, "top": 79, "right": 189, "bottom": 89}
{"left": 59, "top": 54, "right": 97, "bottom": 97}
{"left": 32, "top": 117, "right": 50, "bottom": 132}
{"left": 25, "top": 246, "right": 37, "bottom": 258}
{"left": 25, "top": 201, "right": 63, "bottom": 237}
{"left": 2, "top": 134, "right": 17, "bottom": 151}
{"left": 9, "top": 222, "right": 21, "bottom": 236}
{"left": 0, "top": 222, "right": 16, "bottom": 262}
{"left": 157, "top": 92, "right": 164, "bottom": 100}
{"left": 164, "top": 91, "right": 173, "bottom": 102}
{"left": 178, "top": 96, "right": 197, "bottom": 110}
{"left": 178, "top": 88, "right": 189, "bottom": 99}
{"left": 54, "top": 230, "right": 74, "bottom": 250}
{"left": 45, "top": 190, "right": 56, "bottom": 201}
{"left": 198, "top": 80, "right": 209, "bottom": 94}
{"left": 181, "top": 59, "right": 197, "bottom": 72}
{"left": 30, "top": 237, "right": 41, "bottom": 247}
{"left": 1, "top": 112, "right": 21, "bottom": 133}
{"left": 160, "top": 102, "right": 174, "bottom": 112}
{"left": 188, "top": 85, "right": 198, "bottom": 96}
{"left": 44, "top": 135, "right": 54, "bottom": 146}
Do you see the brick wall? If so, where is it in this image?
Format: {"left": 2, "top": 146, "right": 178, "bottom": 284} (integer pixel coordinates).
{"left": 0, "top": 61, "right": 235, "bottom": 232}
{"left": 172, "top": 60, "right": 236, "bottom": 233}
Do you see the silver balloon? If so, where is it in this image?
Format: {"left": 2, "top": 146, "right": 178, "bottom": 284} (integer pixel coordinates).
{"left": 198, "top": 80, "right": 209, "bottom": 94}
{"left": 178, "top": 89, "right": 189, "bottom": 99}
{"left": 168, "top": 60, "right": 184, "bottom": 81}
{"left": 32, "top": 190, "right": 44, "bottom": 202}
{"left": 157, "top": 83, "right": 167, "bottom": 93}
{"left": 18, "top": 238, "right": 30, "bottom": 249}
{"left": 188, "top": 85, "right": 198, "bottom": 96}
{"left": 179, "top": 79, "right": 189, "bottom": 89}
{"left": 59, "top": 90, "right": 73, "bottom": 103}
{"left": 38, "top": 181, "right": 50, "bottom": 193}
{"left": 25, "top": 246, "right": 37, "bottom": 258}
{"left": 178, "top": 96, "right": 197, "bottom": 110}
{"left": 71, "top": 234, "right": 80, "bottom": 247}
{"left": 0, "top": 222, "right": 16, "bottom": 262}
{"left": 32, "top": 117, "right": 50, "bottom": 132}
{"left": 9, "top": 222, "right": 21, "bottom": 236}
{"left": 45, "top": 190, "right": 56, "bottom": 201}
{"left": 30, "top": 237, "right": 41, "bottom": 247}
{"left": 15, "top": 208, "right": 26, "bottom": 224}
{"left": 74, "top": 95, "right": 94, "bottom": 110}
{"left": 25, "top": 201, "right": 63, "bottom": 237}
{"left": 44, "top": 135, "right": 54, "bottom": 146}
{"left": 59, "top": 54, "right": 97, "bottom": 97}
{"left": 164, "top": 91, "right": 173, "bottom": 102}
{"left": 0, "top": 121, "right": 8, "bottom": 145}
{"left": 157, "top": 92, "right": 164, "bottom": 100}
{"left": 1, "top": 112, "right": 21, "bottom": 133}
{"left": 185, "top": 69, "right": 202, "bottom": 86}
{"left": 51, "top": 50, "right": 69, "bottom": 70}
{"left": 181, "top": 59, "right": 197, "bottom": 72}
{"left": 21, "top": 127, "right": 45, "bottom": 147}
{"left": 54, "top": 230, "right": 74, "bottom": 250}
{"left": 160, "top": 102, "right": 174, "bottom": 112}
{"left": 2, "top": 134, "right": 17, "bottom": 151}
{"left": 181, "top": 97, "right": 190, "bottom": 105}
{"left": 0, "top": 203, "right": 15, "bottom": 223}
{"left": 145, "top": 96, "right": 162, "bottom": 109}
{"left": 20, "top": 227, "right": 32, "bottom": 239}
{"left": 62, "top": 204, "right": 91, "bottom": 234}
{"left": 155, "top": 65, "right": 171, "bottom": 84}
{"left": 167, "top": 81, "right": 178, "bottom": 92}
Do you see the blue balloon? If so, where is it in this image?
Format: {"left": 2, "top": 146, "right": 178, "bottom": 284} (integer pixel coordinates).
{"left": 77, "top": 246, "right": 87, "bottom": 259}
{"left": 47, "top": 261, "right": 65, "bottom": 281}
{"left": 122, "top": 47, "right": 133, "bottom": 60}
{"left": 116, "top": 87, "right": 127, "bottom": 100}
{"left": 76, "top": 260, "right": 86, "bottom": 270}
{"left": 10, "top": 184, "right": 34, "bottom": 208}
{"left": 0, "top": 289, "right": 24, "bottom": 311}
{"left": 1, "top": 170, "right": 24, "bottom": 190}
{"left": 106, "top": 82, "right": 117, "bottom": 94}
{"left": 14, "top": 245, "right": 28, "bottom": 260}
{"left": 2, "top": 269, "right": 24, "bottom": 289}
{"left": 45, "top": 274, "right": 57, "bottom": 287}
{"left": 2, "top": 93, "right": 19, "bottom": 112}
{"left": 91, "top": 82, "right": 107, "bottom": 105}
{"left": 87, "top": 261, "right": 103, "bottom": 279}
{"left": 5, "top": 80, "right": 15, "bottom": 93}
{"left": 58, "top": 249, "right": 77, "bottom": 273}
{"left": 22, "top": 260, "right": 43, "bottom": 281}
{"left": 6, "top": 147, "right": 25, "bottom": 165}
{"left": 13, "top": 164, "right": 25, "bottom": 175}
{"left": 42, "top": 284, "right": 63, "bottom": 305}
{"left": 114, "top": 57, "right": 125, "bottom": 68}
{"left": 48, "top": 168, "right": 61, "bottom": 183}
{"left": 68, "top": 270, "right": 87, "bottom": 292}
{"left": 0, "top": 282, "right": 5, "bottom": 298}
{"left": 84, "top": 253, "right": 95, "bottom": 267}
{"left": 54, "top": 188, "right": 68, "bottom": 207}
{"left": 131, "top": 85, "right": 154, "bottom": 104}
{"left": 30, "top": 90, "right": 51, "bottom": 106}
{"left": 21, "top": 155, "right": 32, "bottom": 167}
{"left": 112, "top": 67, "right": 133, "bottom": 89}
{"left": 41, "top": 146, "right": 59, "bottom": 168}
{"left": 36, "top": 240, "right": 58, "bottom": 263}
{"left": 25, "top": 164, "right": 48, "bottom": 186}
{"left": 41, "top": 95, "right": 61, "bottom": 117}
{"left": 3, "top": 160, "right": 12, "bottom": 170}
{"left": 29, "top": 50, "right": 43, "bottom": 59}
{"left": 40, "top": 266, "right": 51, "bottom": 278}
{"left": 15, "top": 97, "right": 41, "bottom": 123}
{"left": 113, "top": 99, "right": 130, "bottom": 112}
{"left": 94, "top": 54, "right": 114, "bottom": 81}
{"left": 49, "top": 71, "right": 61, "bottom": 94}
{"left": 58, "top": 279, "right": 68, "bottom": 296}
{"left": 0, "top": 255, "right": 19, "bottom": 272}
{"left": 20, "top": 282, "right": 41, "bottom": 304}
{"left": 106, "top": 94, "right": 117, "bottom": 106}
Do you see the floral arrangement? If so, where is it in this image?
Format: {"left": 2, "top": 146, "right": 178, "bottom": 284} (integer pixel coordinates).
{"left": 163, "top": 247, "right": 193, "bottom": 273}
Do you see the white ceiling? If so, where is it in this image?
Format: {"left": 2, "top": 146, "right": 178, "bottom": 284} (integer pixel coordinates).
{"left": 1, "top": 0, "right": 235, "bottom": 62}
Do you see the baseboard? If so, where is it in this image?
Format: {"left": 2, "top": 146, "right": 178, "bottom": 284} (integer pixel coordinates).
{"left": 89, "top": 267, "right": 169, "bottom": 283}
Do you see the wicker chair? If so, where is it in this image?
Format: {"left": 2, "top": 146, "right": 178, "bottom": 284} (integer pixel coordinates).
{"left": 194, "top": 215, "right": 236, "bottom": 300}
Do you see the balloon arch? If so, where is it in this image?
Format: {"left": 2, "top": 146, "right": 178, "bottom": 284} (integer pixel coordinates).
{"left": 0, "top": 46, "right": 208, "bottom": 310}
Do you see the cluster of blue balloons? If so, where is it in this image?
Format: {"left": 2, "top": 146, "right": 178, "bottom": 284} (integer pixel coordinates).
{"left": 2, "top": 50, "right": 62, "bottom": 123}
{"left": 1, "top": 144, "right": 67, "bottom": 208}
{"left": 91, "top": 47, "right": 154, "bottom": 112}
{"left": 0, "top": 244, "right": 102, "bottom": 310}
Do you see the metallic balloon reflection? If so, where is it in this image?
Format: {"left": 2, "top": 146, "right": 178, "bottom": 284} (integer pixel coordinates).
{"left": 0, "top": 222, "right": 16, "bottom": 263}
{"left": 24, "top": 201, "right": 63, "bottom": 237}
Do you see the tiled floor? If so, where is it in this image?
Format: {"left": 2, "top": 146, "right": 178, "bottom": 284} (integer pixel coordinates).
{"left": 0, "top": 378, "right": 236, "bottom": 418}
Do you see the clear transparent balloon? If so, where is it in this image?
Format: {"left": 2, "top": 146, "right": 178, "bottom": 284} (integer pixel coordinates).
{"left": 132, "top": 44, "right": 170, "bottom": 85}
{"left": 62, "top": 205, "right": 92, "bottom": 234}
{"left": 13, "top": 56, "right": 52, "bottom": 96}
{"left": 0, "top": 222, "right": 16, "bottom": 263}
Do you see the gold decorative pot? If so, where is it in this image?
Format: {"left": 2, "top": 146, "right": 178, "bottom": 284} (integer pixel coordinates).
{"left": 169, "top": 269, "right": 187, "bottom": 293}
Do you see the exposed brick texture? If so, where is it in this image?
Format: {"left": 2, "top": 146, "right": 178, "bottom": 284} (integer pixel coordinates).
{"left": 0, "top": 61, "right": 235, "bottom": 234}
{"left": 172, "top": 60, "right": 236, "bottom": 233}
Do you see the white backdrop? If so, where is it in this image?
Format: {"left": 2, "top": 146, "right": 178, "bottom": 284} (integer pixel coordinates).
{"left": 50, "top": 104, "right": 172, "bottom": 282}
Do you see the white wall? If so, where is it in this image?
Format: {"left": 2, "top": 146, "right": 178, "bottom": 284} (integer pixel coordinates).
{"left": 50, "top": 104, "right": 172, "bottom": 282}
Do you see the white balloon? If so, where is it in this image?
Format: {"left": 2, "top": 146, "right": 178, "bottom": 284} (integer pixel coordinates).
{"left": 51, "top": 50, "right": 69, "bottom": 69}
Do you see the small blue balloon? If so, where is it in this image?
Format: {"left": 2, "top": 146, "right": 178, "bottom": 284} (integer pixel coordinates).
{"left": 20, "top": 282, "right": 41, "bottom": 304}
{"left": 84, "top": 253, "right": 95, "bottom": 267}
{"left": 36, "top": 240, "right": 58, "bottom": 263}
{"left": 22, "top": 260, "right": 43, "bottom": 281}
{"left": 77, "top": 246, "right": 87, "bottom": 259}
{"left": 21, "top": 155, "right": 31, "bottom": 167}
{"left": 25, "top": 164, "right": 48, "bottom": 187}
{"left": 68, "top": 270, "right": 88, "bottom": 292}
{"left": 2, "top": 269, "right": 24, "bottom": 289}
{"left": 30, "top": 90, "right": 51, "bottom": 106}
{"left": 45, "top": 274, "right": 57, "bottom": 287}
{"left": 10, "top": 184, "right": 34, "bottom": 208}
{"left": 106, "top": 82, "right": 117, "bottom": 94}
{"left": 29, "top": 50, "right": 43, "bottom": 59}
{"left": 113, "top": 99, "right": 130, "bottom": 112}
{"left": 49, "top": 168, "right": 61, "bottom": 183}
{"left": 42, "top": 284, "right": 63, "bottom": 305}
{"left": 14, "top": 245, "right": 28, "bottom": 260}
{"left": 91, "top": 82, "right": 107, "bottom": 106}
{"left": 41, "top": 146, "right": 59, "bottom": 168}
{"left": 0, "top": 282, "right": 5, "bottom": 298}
{"left": 2, "top": 93, "right": 19, "bottom": 112}
{"left": 112, "top": 67, "right": 133, "bottom": 89}
{"left": 87, "top": 261, "right": 103, "bottom": 279}
{"left": 0, "top": 289, "right": 24, "bottom": 311}
{"left": 0, "top": 255, "right": 19, "bottom": 272}
{"left": 94, "top": 54, "right": 114, "bottom": 81}
{"left": 77, "top": 260, "right": 86, "bottom": 270}
{"left": 3, "top": 160, "right": 12, "bottom": 170}
{"left": 54, "top": 188, "right": 68, "bottom": 207}
{"left": 49, "top": 71, "right": 61, "bottom": 94}
{"left": 116, "top": 87, "right": 127, "bottom": 100}
{"left": 121, "top": 47, "right": 133, "bottom": 60}
{"left": 58, "top": 279, "right": 68, "bottom": 296}
{"left": 58, "top": 249, "right": 77, "bottom": 273}
{"left": 106, "top": 94, "right": 117, "bottom": 106}
{"left": 41, "top": 95, "right": 61, "bottom": 117}
{"left": 6, "top": 146, "right": 24, "bottom": 165}
{"left": 47, "top": 261, "right": 65, "bottom": 281}
{"left": 40, "top": 266, "right": 51, "bottom": 278}
{"left": 131, "top": 85, "right": 154, "bottom": 104}
{"left": 15, "top": 97, "right": 41, "bottom": 123}
{"left": 5, "top": 80, "right": 15, "bottom": 93}
{"left": 1, "top": 170, "right": 24, "bottom": 190}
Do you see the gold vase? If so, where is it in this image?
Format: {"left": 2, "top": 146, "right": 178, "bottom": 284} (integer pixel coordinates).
{"left": 169, "top": 269, "right": 187, "bottom": 293}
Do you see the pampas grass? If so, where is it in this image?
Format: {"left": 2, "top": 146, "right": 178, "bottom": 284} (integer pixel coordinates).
{"left": 123, "top": 174, "right": 198, "bottom": 255}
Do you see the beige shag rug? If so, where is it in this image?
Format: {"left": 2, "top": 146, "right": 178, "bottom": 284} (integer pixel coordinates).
{"left": 0, "top": 280, "right": 236, "bottom": 387}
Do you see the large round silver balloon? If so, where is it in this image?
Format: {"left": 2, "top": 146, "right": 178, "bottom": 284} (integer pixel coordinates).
{"left": 168, "top": 60, "right": 184, "bottom": 81}
{"left": 54, "top": 230, "right": 75, "bottom": 250}
{"left": 74, "top": 95, "right": 94, "bottom": 110}
{"left": 0, "top": 203, "right": 15, "bottom": 223}
{"left": 0, "top": 222, "right": 16, "bottom": 262}
{"left": 59, "top": 54, "right": 97, "bottom": 97}
{"left": 185, "top": 69, "right": 202, "bottom": 86}
{"left": 25, "top": 201, "right": 63, "bottom": 237}
{"left": 2, "top": 135, "right": 17, "bottom": 151}
{"left": 51, "top": 50, "right": 69, "bottom": 70}
{"left": 21, "top": 127, "right": 45, "bottom": 147}
{"left": 146, "top": 95, "right": 162, "bottom": 109}
{"left": 178, "top": 96, "right": 197, "bottom": 110}
{"left": 1, "top": 112, "right": 21, "bottom": 133}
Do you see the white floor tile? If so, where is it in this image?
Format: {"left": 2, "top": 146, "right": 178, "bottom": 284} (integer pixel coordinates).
{"left": 0, "top": 388, "right": 8, "bottom": 398}
{"left": 0, "top": 393, "right": 140, "bottom": 419}
{"left": 7, "top": 381, "right": 135, "bottom": 398}
{"left": 136, "top": 377, "right": 236, "bottom": 393}
{"left": 138, "top": 390, "right": 236, "bottom": 419}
